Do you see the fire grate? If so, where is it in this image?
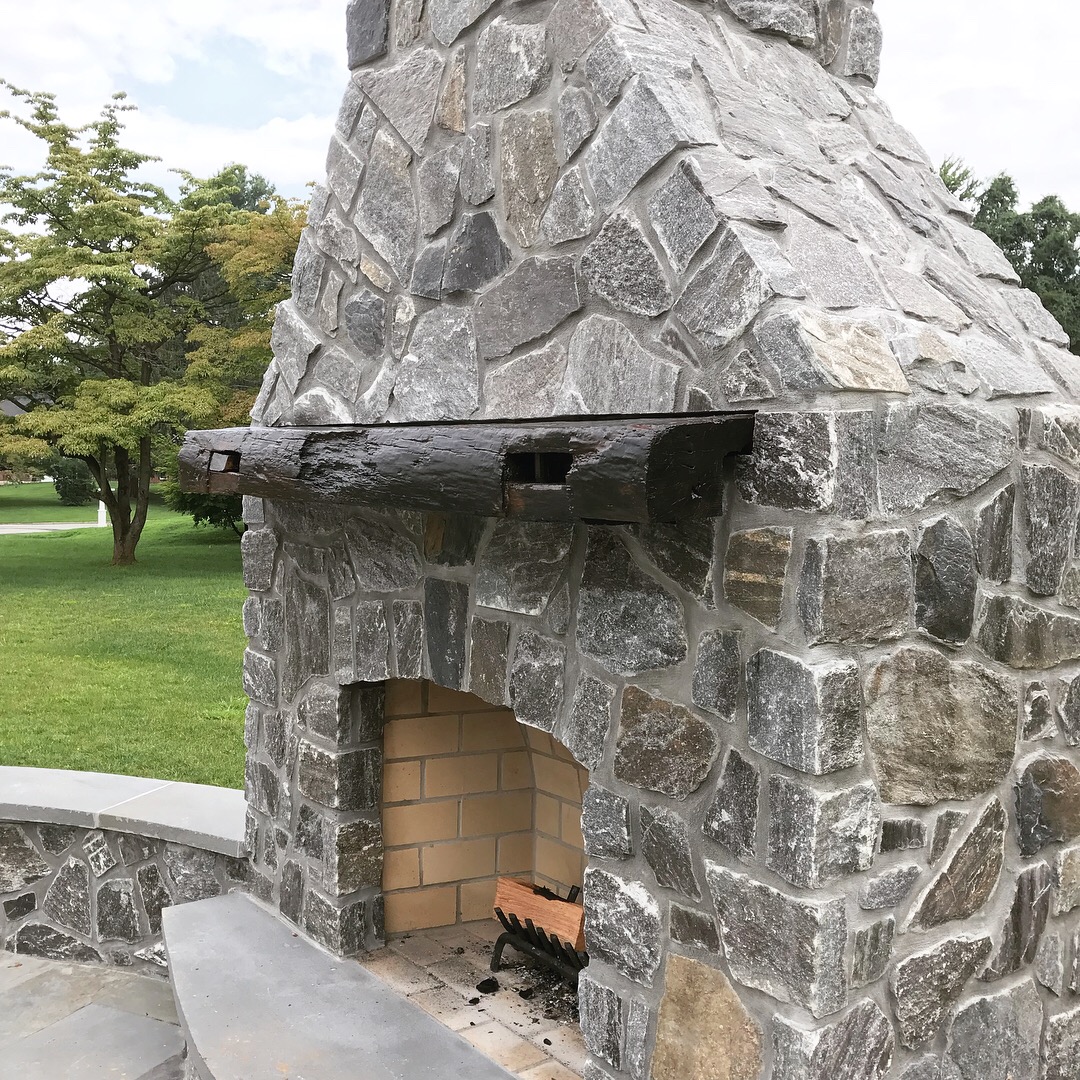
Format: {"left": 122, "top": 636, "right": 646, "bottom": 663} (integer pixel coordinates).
{"left": 491, "top": 881, "right": 588, "bottom": 988}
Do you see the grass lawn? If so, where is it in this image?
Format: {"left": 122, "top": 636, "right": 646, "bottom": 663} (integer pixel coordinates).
{"left": 0, "top": 482, "right": 99, "bottom": 524}
{"left": 0, "top": 505, "right": 247, "bottom": 788}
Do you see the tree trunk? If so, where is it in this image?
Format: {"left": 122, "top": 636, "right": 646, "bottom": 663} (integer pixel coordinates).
{"left": 107, "top": 439, "right": 153, "bottom": 566}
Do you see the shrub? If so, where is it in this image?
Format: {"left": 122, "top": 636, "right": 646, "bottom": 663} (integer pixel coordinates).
{"left": 52, "top": 458, "right": 98, "bottom": 505}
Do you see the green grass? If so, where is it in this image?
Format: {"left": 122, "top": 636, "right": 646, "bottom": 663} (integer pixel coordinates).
{"left": 0, "top": 482, "right": 99, "bottom": 524}
{"left": 0, "top": 507, "right": 247, "bottom": 787}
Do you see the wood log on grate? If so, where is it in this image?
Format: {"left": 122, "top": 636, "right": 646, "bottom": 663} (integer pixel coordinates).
{"left": 493, "top": 878, "right": 585, "bottom": 951}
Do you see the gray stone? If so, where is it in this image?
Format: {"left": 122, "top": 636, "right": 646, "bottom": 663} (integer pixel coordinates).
{"left": 508, "top": 630, "right": 565, "bottom": 733}
{"left": 753, "top": 307, "right": 907, "bottom": 393}
{"left": 977, "top": 594, "right": 1080, "bottom": 669}
{"left": 355, "top": 129, "right": 416, "bottom": 283}
{"left": 736, "top": 412, "right": 836, "bottom": 512}
{"left": 297, "top": 741, "right": 381, "bottom": 813}
{"left": 1024, "top": 406, "right": 1080, "bottom": 470}
{"left": 298, "top": 682, "right": 351, "bottom": 745}
{"left": 584, "top": 76, "right": 715, "bottom": 214}
{"left": 1016, "top": 754, "right": 1080, "bottom": 857}
{"left": 316, "top": 207, "right": 360, "bottom": 277}
{"left": 357, "top": 48, "right": 442, "bottom": 154}
{"left": 706, "top": 862, "right": 847, "bottom": 1018}
{"left": 3, "top": 892, "right": 35, "bottom": 919}
{"left": 584, "top": 868, "right": 662, "bottom": 986}
{"left": 394, "top": 306, "right": 478, "bottom": 421}
{"left": 468, "top": 617, "right": 510, "bottom": 707}
{"left": 841, "top": 6, "right": 883, "bottom": 81}
{"left": 243, "top": 649, "right": 277, "bottom": 707}
{"left": 578, "top": 973, "right": 623, "bottom": 1068}
{"left": 798, "top": 531, "right": 912, "bottom": 645}
{"left": 82, "top": 831, "right": 117, "bottom": 878}
{"left": 641, "top": 805, "right": 700, "bottom": 900}
{"left": 559, "top": 315, "right": 679, "bottom": 415}
{"left": 137, "top": 864, "right": 172, "bottom": 935}
{"left": 859, "top": 864, "right": 922, "bottom": 911}
{"left": 962, "top": 333, "right": 1055, "bottom": 398}
{"left": 692, "top": 630, "right": 740, "bottom": 723}
{"left": 582, "top": 785, "right": 632, "bottom": 859}
{"left": 0, "top": 825, "right": 49, "bottom": 892}
{"left": 484, "top": 341, "right": 566, "bottom": 419}
{"left": 346, "top": 0, "right": 389, "bottom": 67}
{"left": 747, "top": 649, "right": 862, "bottom": 775}
{"left": 442, "top": 211, "right": 511, "bottom": 294}
{"left": 392, "top": 600, "right": 423, "bottom": 680}
{"left": 771, "top": 1000, "right": 894, "bottom": 1080}
{"left": 851, "top": 918, "right": 894, "bottom": 988}
{"left": 423, "top": 513, "right": 484, "bottom": 567}
{"left": 614, "top": 686, "right": 717, "bottom": 800}
{"left": 677, "top": 223, "right": 804, "bottom": 355}
{"left": 669, "top": 904, "right": 720, "bottom": 952}
{"left": 501, "top": 109, "right": 558, "bottom": 247}
{"left": 1008, "top": 290, "right": 1071, "bottom": 346}
{"left": 425, "top": 579, "right": 469, "bottom": 688}
{"left": 878, "top": 263, "right": 970, "bottom": 332}
{"left": 890, "top": 328, "right": 979, "bottom": 396}
{"left": 647, "top": 159, "right": 718, "bottom": 272}
{"left": 879, "top": 818, "right": 927, "bottom": 853}
{"left": 286, "top": 386, "right": 352, "bottom": 425}
{"left": 474, "top": 256, "right": 581, "bottom": 360}
{"left": 417, "top": 146, "right": 463, "bottom": 238}
{"left": 475, "top": 521, "right": 573, "bottom": 616}
{"left": 1036, "top": 932, "right": 1065, "bottom": 995}
{"left": 923, "top": 250, "right": 1018, "bottom": 337}
{"left": 582, "top": 212, "right": 672, "bottom": 317}
{"left": 563, "top": 676, "right": 615, "bottom": 771}
{"left": 703, "top": 749, "right": 759, "bottom": 863}
{"left": 302, "top": 890, "right": 367, "bottom": 955}
{"left": 725, "top": 0, "right": 818, "bottom": 46}
{"left": 38, "top": 824, "right": 82, "bottom": 856}
{"left": 242, "top": 529, "right": 277, "bottom": 592}
{"left": 271, "top": 302, "right": 320, "bottom": 392}
{"left": 282, "top": 573, "right": 331, "bottom": 701}
{"left": 1044, "top": 1004, "right": 1080, "bottom": 1080}
{"left": 915, "top": 516, "right": 977, "bottom": 646}
{"left": 290, "top": 235, "right": 325, "bottom": 319}
{"left": 1053, "top": 842, "right": 1080, "bottom": 914}
{"left": 343, "top": 516, "right": 422, "bottom": 592}
{"left": 1020, "top": 464, "right": 1079, "bottom": 596}
{"left": 326, "top": 137, "right": 362, "bottom": 218}
{"left": 343, "top": 289, "right": 386, "bottom": 357}
{"left": 559, "top": 85, "right": 598, "bottom": 160}
{"left": 577, "top": 529, "right": 687, "bottom": 675}
{"left": 43, "top": 857, "right": 91, "bottom": 936}
{"left": 474, "top": 19, "right": 550, "bottom": 113}
{"left": 982, "top": 863, "right": 1051, "bottom": 981}
{"left": 97, "top": 879, "right": 141, "bottom": 942}
{"left": 460, "top": 123, "right": 495, "bottom": 205}
{"left": 877, "top": 404, "right": 1013, "bottom": 516}
{"left": 631, "top": 521, "right": 715, "bottom": 604}
{"left": 865, "top": 648, "right": 1016, "bottom": 804}
{"left": 766, "top": 777, "right": 880, "bottom": 890}
{"left": 163, "top": 845, "right": 221, "bottom": 902}
{"left": 710, "top": 348, "right": 780, "bottom": 403}
{"left": 1024, "top": 680, "right": 1056, "bottom": 740}
{"left": 723, "top": 528, "right": 792, "bottom": 629}
{"left": 540, "top": 167, "right": 595, "bottom": 244}
{"left": 353, "top": 601, "right": 390, "bottom": 682}
{"left": 908, "top": 799, "right": 1006, "bottom": 931}
{"left": 944, "top": 980, "right": 1041, "bottom": 1080}
{"left": 324, "top": 818, "right": 382, "bottom": 896}
{"left": 785, "top": 219, "right": 887, "bottom": 311}
{"left": 891, "top": 936, "right": 993, "bottom": 1049}
{"left": 430, "top": 0, "right": 497, "bottom": 44}
{"left": 8, "top": 924, "right": 102, "bottom": 963}
{"left": 930, "top": 809, "right": 969, "bottom": 866}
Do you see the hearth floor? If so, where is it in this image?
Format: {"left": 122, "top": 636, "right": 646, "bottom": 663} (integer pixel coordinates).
{"left": 0, "top": 950, "right": 183, "bottom": 1078}
{"left": 359, "top": 918, "right": 587, "bottom": 1080}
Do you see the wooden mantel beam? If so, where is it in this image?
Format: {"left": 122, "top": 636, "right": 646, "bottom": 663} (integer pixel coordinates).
{"left": 178, "top": 414, "right": 755, "bottom": 524}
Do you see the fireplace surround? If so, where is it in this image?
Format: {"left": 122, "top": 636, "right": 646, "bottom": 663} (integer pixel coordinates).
{"left": 184, "top": 0, "right": 1080, "bottom": 1076}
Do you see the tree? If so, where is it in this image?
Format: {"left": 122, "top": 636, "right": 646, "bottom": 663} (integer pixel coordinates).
{"left": 940, "top": 159, "right": 1080, "bottom": 354}
{"left": 0, "top": 84, "right": 298, "bottom": 565}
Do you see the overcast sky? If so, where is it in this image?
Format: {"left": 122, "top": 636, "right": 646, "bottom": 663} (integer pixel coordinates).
{"left": 2, "top": 0, "right": 1078, "bottom": 209}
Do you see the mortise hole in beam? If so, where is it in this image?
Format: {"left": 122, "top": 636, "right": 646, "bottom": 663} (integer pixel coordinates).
{"left": 209, "top": 451, "right": 242, "bottom": 474}
{"left": 505, "top": 452, "right": 573, "bottom": 486}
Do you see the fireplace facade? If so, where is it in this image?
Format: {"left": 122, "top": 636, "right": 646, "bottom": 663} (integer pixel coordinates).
{"left": 211, "top": 0, "right": 1080, "bottom": 1077}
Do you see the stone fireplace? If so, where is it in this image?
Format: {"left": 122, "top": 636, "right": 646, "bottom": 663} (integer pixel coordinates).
{"left": 183, "top": 0, "right": 1080, "bottom": 1077}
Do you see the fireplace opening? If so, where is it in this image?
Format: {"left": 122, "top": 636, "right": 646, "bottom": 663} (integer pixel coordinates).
{"left": 369, "top": 678, "right": 591, "bottom": 1077}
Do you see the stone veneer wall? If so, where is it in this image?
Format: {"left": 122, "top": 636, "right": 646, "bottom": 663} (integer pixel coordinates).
{"left": 234, "top": 0, "right": 1080, "bottom": 1077}
{"left": 381, "top": 678, "right": 588, "bottom": 934}
{"left": 0, "top": 823, "right": 248, "bottom": 973}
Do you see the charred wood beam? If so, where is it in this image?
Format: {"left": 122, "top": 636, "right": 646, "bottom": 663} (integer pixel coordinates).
{"left": 178, "top": 414, "right": 755, "bottom": 524}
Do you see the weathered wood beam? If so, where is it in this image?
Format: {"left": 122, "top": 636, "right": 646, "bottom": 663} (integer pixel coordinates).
{"left": 178, "top": 414, "right": 755, "bottom": 524}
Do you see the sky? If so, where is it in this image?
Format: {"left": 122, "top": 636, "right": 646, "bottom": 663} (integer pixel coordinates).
{"left": 1, "top": 0, "right": 1078, "bottom": 209}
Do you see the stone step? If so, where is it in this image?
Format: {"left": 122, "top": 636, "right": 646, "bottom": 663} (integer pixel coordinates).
{"left": 162, "top": 892, "right": 518, "bottom": 1080}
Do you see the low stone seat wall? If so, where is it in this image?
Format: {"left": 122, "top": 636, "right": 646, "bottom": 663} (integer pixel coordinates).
{"left": 0, "top": 766, "right": 250, "bottom": 972}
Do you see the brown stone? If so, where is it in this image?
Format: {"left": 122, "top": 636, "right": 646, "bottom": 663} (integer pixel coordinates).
{"left": 907, "top": 799, "right": 1006, "bottom": 930}
{"left": 651, "top": 954, "right": 763, "bottom": 1080}
{"left": 1016, "top": 754, "right": 1080, "bottom": 857}
{"left": 723, "top": 527, "right": 793, "bottom": 629}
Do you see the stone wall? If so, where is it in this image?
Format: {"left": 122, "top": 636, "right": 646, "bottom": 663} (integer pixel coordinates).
{"left": 0, "top": 822, "right": 248, "bottom": 973}
{"left": 381, "top": 678, "right": 589, "bottom": 933}
{"left": 234, "top": 0, "right": 1080, "bottom": 1076}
